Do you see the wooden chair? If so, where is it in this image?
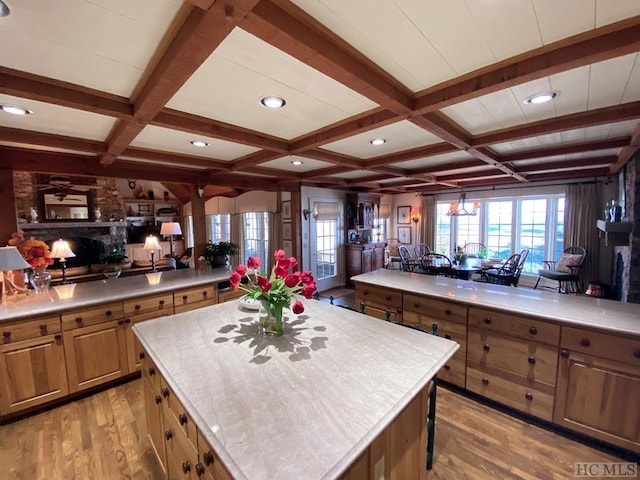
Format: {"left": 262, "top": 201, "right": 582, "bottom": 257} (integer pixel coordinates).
{"left": 385, "top": 238, "right": 401, "bottom": 269}
{"left": 478, "top": 252, "right": 522, "bottom": 286}
{"left": 414, "top": 243, "right": 431, "bottom": 258}
{"left": 419, "top": 253, "right": 452, "bottom": 277}
{"left": 462, "top": 242, "right": 486, "bottom": 257}
{"left": 534, "top": 246, "right": 586, "bottom": 293}
{"left": 398, "top": 244, "right": 419, "bottom": 272}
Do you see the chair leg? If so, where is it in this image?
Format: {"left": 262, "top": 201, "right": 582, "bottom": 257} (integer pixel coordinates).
{"left": 533, "top": 276, "right": 541, "bottom": 289}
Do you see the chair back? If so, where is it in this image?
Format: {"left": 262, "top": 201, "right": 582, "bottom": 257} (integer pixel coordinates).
{"left": 512, "top": 249, "right": 529, "bottom": 286}
{"left": 463, "top": 242, "right": 486, "bottom": 257}
{"left": 414, "top": 243, "right": 431, "bottom": 258}
{"left": 397, "top": 245, "right": 414, "bottom": 271}
{"left": 556, "top": 246, "right": 586, "bottom": 273}
{"left": 420, "top": 253, "right": 452, "bottom": 276}
{"left": 500, "top": 252, "right": 521, "bottom": 274}
{"left": 385, "top": 238, "right": 401, "bottom": 257}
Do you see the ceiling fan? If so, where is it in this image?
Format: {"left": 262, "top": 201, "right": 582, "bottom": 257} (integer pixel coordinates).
{"left": 36, "top": 175, "right": 99, "bottom": 200}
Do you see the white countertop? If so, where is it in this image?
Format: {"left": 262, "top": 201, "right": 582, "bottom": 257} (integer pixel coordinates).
{"left": 0, "top": 268, "right": 231, "bottom": 322}
{"left": 352, "top": 270, "right": 640, "bottom": 336}
{"left": 133, "top": 299, "right": 458, "bottom": 480}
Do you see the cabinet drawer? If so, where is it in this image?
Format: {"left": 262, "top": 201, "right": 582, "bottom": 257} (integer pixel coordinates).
{"left": 467, "top": 364, "right": 554, "bottom": 421}
{"left": 62, "top": 303, "right": 124, "bottom": 330}
{"left": 355, "top": 284, "right": 402, "bottom": 309}
{"left": 174, "top": 285, "right": 216, "bottom": 314}
{"left": 1, "top": 315, "right": 61, "bottom": 343}
{"left": 561, "top": 326, "right": 640, "bottom": 367}
{"left": 469, "top": 307, "right": 559, "bottom": 346}
{"left": 468, "top": 328, "right": 558, "bottom": 385}
{"left": 197, "top": 430, "right": 233, "bottom": 480}
{"left": 438, "top": 354, "right": 466, "bottom": 388}
{"left": 141, "top": 353, "right": 161, "bottom": 391}
{"left": 124, "top": 293, "right": 173, "bottom": 317}
{"left": 162, "top": 379, "right": 198, "bottom": 446}
{"left": 403, "top": 314, "right": 467, "bottom": 344}
{"left": 217, "top": 288, "right": 245, "bottom": 304}
{"left": 163, "top": 405, "right": 199, "bottom": 479}
{"left": 403, "top": 294, "right": 467, "bottom": 324}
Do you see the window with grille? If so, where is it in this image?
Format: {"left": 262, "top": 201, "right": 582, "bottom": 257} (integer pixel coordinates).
{"left": 206, "top": 214, "right": 230, "bottom": 243}
{"left": 243, "top": 212, "right": 269, "bottom": 263}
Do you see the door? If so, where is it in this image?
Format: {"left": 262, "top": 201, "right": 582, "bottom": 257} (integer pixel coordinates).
{"left": 309, "top": 200, "right": 343, "bottom": 291}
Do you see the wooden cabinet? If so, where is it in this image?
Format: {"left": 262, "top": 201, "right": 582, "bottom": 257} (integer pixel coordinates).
{"left": 403, "top": 294, "right": 468, "bottom": 387}
{"left": 174, "top": 285, "right": 216, "bottom": 314}
{"left": 142, "top": 355, "right": 167, "bottom": 477}
{"left": 0, "top": 315, "right": 68, "bottom": 414}
{"left": 466, "top": 307, "right": 559, "bottom": 421}
{"left": 62, "top": 303, "right": 129, "bottom": 393}
{"left": 554, "top": 326, "right": 640, "bottom": 452}
{"left": 345, "top": 193, "right": 383, "bottom": 284}
{"left": 346, "top": 242, "right": 385, "bottom": 284}
{"left": 123, "top": 198, "right": 181, "bottom": 225}
{"left": 197, "top": 430, "right": 233, "bottom": 480}
{"left": 355, "top": 283, "right": 403, "bottom": 322}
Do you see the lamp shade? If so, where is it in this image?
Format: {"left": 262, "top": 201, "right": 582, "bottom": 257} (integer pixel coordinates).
{"left": 0, "top": 246, "right": 30, "bottom": 270}
{"left": 143, "top": 235, "right": 161, "bottom": 251}
{"left": 50, "top": 239, "right": 76, "bottom": 259}
{"left": 160, "top": 222, "right": 182, "bottom": 236}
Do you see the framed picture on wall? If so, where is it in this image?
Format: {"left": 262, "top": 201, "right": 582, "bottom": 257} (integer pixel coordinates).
{"left": 398, "top": 226, "right": 411, "bottom": 244}
{"left": 283, "top": 222, "right": 292, "bottom": 241}
{"left": 282, "top": 201, "right": 291, "bottom": 220}
{"left": 397, "top": 205, "right": 410, "bottom": 224}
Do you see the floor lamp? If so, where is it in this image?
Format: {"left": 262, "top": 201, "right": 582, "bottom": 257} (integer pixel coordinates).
{"left": 143, "top": 235, "right": 162, "bottom": 272}
{"left": 160, "top": 222, "right": 182, "bottom": 259}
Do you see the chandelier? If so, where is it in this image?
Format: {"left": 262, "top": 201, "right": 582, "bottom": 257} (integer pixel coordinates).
{"left": 447, "top": 193, "right": 479, "bottom": 216}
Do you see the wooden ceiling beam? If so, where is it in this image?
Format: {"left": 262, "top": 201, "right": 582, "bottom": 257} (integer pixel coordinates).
{"left": 413, "top": 16, "right": 640, "bottom": 113}
{"left": 205, "top": 171, "right": 282, "bottom": 191}
{"left": 363, "top": 142, "right": 458, "bottom": 168}
{"left": 513, "top": 156, "right": 617, "bottom": 173}
{"left": 300, "top": 165, "right": 353, "bottom": 179}
{"left": 242, "top": 0, "right": 414, "bottom": 115}
{"left": 410, "top": 112, "right": 472, "bottom": 150}
{"left": 0, "top": 126, "right": 105, "bottom": 154}
{"left": 100, "top": 0, "right": 261, "bottom": 165}
{"left": 121, "top": 147, "right": 230, "bottom": 170}
{"left": 410, "top": 159, "right": 488, "bottom": 175}
{"left": 500, "top": 137, "right": 630, "bottom": 162}
{"left": 610, "top": 120, "right": 640, "bottom": 173}
{"left": 525, "top": 167, "right": 611, "bottom": 182}
{"left": 303, "top": 149, "right": 366, "bottom": 169}
{"left": 229, "top": 150, "right": 284, "bottom": 171}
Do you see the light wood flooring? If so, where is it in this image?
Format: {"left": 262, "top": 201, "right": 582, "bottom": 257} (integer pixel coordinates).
{"left": 0, "top": 378, "right": 628, "bottom": 480}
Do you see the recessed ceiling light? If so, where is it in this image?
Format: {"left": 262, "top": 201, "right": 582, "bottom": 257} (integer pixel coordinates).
{"left": 1, "top": 104, "right": 32, "bottom": 115}
{"left": 190, "top": 140, "right": 209, "bottom": 147}
{"left": 523, "top": 92, "right": 558, "bottom": 105}
{"left": 370, "top": 138, "right": 386, "bottom": 146}
{"left": 260, "top": 96, "right": 286, "bottom": 108}
{"left": 291, "top": 160, "right": 303, "bottom": 166}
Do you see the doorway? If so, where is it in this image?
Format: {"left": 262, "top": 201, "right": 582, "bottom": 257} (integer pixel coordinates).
{"left": 309, "top": 200, "right": 343, "bottom": 291}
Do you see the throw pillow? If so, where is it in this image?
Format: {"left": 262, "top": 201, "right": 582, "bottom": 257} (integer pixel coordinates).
{"left": 556, "top": 253, "right": 583, "bottom": 273}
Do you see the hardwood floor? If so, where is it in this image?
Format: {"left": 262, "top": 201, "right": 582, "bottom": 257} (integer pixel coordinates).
{"left": 0, "top": 379, "right": 628, "bottom": 479}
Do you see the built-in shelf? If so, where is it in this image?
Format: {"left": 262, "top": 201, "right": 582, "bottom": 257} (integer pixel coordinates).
{"left": 596, "top": 220, "right": 633, "bottom": 246}
{"left": 20, "top": 222, "right": 127, "bottom": 229}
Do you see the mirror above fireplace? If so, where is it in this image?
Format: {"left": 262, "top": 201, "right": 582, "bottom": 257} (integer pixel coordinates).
{"left": 43, "top": 193, "right": 90, "bottom": 220}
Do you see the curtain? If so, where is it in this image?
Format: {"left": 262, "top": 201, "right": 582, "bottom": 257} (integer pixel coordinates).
{"left": 230, "top": 213, "right": 242, "bottom": 266}
{"left": 564, "top": 183, "right": 601, "bottom": 290}
{"left": 421, "top": 195, "right": 436, "bottom": 250}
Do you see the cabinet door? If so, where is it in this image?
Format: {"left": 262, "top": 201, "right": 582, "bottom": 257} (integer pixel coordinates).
{"left": 63, "top": 319, "right": 129, "bottom": 392}
{"left": 126, "top": 310, "right": 173, "bottom": 373}
{"left": 143, "top": 373, "right": 167, "bottom": 477}
{"left": 0, "top": 334, "right": 68, "bottom": 414}
{"left": 554, "top": 350, "right": 640, "bottom": 452}
{"left": 362, "top": 249, "right": 372, "bottom": 273}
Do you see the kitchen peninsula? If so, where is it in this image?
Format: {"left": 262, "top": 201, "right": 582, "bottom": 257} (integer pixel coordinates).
{"left": 351, "top": 269, "right": 640, "bottom": 454}
{"left": 133, "top": 299, "right": 459, "bottom": 480}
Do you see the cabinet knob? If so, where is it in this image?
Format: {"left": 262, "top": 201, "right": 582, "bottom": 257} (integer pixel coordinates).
{"left": 529, "top": 326, "right": 538, "bottom": 335}
{"left": 162, "top": 387, "right": 169, "bottom": 398}
{"left": 182, "top": 295, "right": 188, "bottom": 301}
{"left": 634, "top": 349, "right": 640, "bottom": 359}
{"left": 54, "top": 334, "right": 62, "bottom": 341}
{"left": 2, "top": 331, "right": 11, "bottom": 339}
{"left": 444, "top": 334, "right": 452, "bottom": 340}
{"left": 179, "top": 413, "right": 188, "bottom": 426}
{"left": 385, "top": 295, "right": 391, "bottom": 301}
{"left": 164, "top": 430, "right": 172, "bottom": 440}
{"left": 155, "top": 395, "right": 162, "bottom": 405}
{"left": 525, "top": 392, "right": 533, "bottom": 401}
{"left": 105, "top": 310, "right": 112, "bottom": 316}
{"left": 481, "top": 377, "right": 489, "bottom": 385}
{"left": 202, "top": 291, "right": 207, "bottom": 297}
{"left": 527, "top": 356, "right": 536, "bottom": 365}
{"left": 75, "top": 317, "right": 83, "bottom": 324}
{"left": 39, "top": 324, "right": 48, "bottom": 333}
{"left": 159, "top": 300, "right": 165, "bottom": 306}
{"left": 413, "top": 302, "right": 420, "bottom": 308}
{"left": 363, "top": 290, "right": 369, "bottom": 295}
{"left": 138, "top": 352, "right": 145, "bottom": 360}
{"left": 444, "top": 364, "right": 451, "bottom": 371}
{"left": 118, "top": 320, "right": 125, "bottom": 325}
{"left": 195, "top": 463, "right": 205, "bottom": 476}
{"left": 580, "top": 338, "right": 591, "bottom": 347}
{"left": 134, "top": 305, "right": 141, "bottom": 310}
{"left": 124, "top": 318, "right": 131, "bottom": 324}
{"left": 560, "top": 349, "right": 570, "bottom": 358}
{"left": 484, "top": 317, "right": 492, "bottom": 325}
{"left": 445, "top": 309, "right": 452, "bottom": 315}
{"left": 148, "top": 367, "right": 155, "bottom": 376}
{"left": 203, "top": 451, "right": 214, "bottom": 466}
{"left": 483, "top": 344, "right": 490, "bottom": 351}
{"left": 182, "top": 462, "right": 191, "bottom": 474}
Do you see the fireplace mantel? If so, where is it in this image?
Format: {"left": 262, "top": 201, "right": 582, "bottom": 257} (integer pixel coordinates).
{"left": 20, "top": 222, "right": 127, "bottom": 229}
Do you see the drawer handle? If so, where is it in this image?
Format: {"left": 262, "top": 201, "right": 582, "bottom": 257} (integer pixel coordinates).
{"left": 179, "top": 413, "right": 188, "bottom": 426}
{"left": 483, "top": 344, "right": 490, "bottom": 351}
{"left": 525, "top": 392, "right": 533, "bottom": 401}
{"left": 182, "top": 295, "right": 188, "bottom": 301}
{"left": 482, "top": 377, "right": 489, "bottom": 385}
{"left": 529, "top": 326, "right": 537, "bottom": 335}
{"left": 138, "top": 352, "right": 145, "bottom": 360}
{"left": 54, "top": 334, "right": 62, "bottom": 341}
{"left": 195, "top": 463, "right": 205, "bottom": 476}
{"left": 444, "top": 364, "right": 451, "bottom": 371}
{"left": 2, "top": 331, "right": 10, "bottom": 339}
{"left": 148, "top": 367, "right": 155, "bottom": 376}
{"left": 414, "top": 302, "right": 420, "bottom": 308}
{"left": 164, "top": 430, "right": 172, "bottom": 440}
{"left": 580, "top": 338, "right": 591, "bottom": 347}
{"left": 182, "top": 462, "right": 192, "bottom": 474}
{"left": 124, "top": 318, "right": 131, "bottom": 324}
{"left": 528, "top": 356, "right": 536, "bottom": 365}
{"left": 444, "top": 334, "right": 451, "bottom": 340}
{"left": 155, "top": 395, "right": 162, "bottom": 405}
{"left": 159, "top": 300, "right": 165, "bottom": 306}
{"left": 75, "top": 317, "right": 83, "bottom": 324}
{"left": 484, "top": 317, "right": 492, "bottom": 325}
{"left": 162, "top": 387, "right": 169, "bottom": 398}
{"left": 39, "top": 324, "right": 48, "bottom": 333}
{"left": 445, "top": 309, "right": 452, "bottom": 315}
{"left": 118, "top": 320, "right": 125, "bottom": 325}
{"left": 203, "top": 451, "right": 214, "bottom": 466}
{"left": 202, "top": 291, "right": 208, "bottom": 297}
{"left": 634, "top": 349, "right": 640, "bottom": 359}
{"left": 560, "top": 349, "right": 570, "bottom": 358}
{"left": 385, "top": 295, "right": 391, "bottom": 301}
{"left": 363, "top": 290, "right": 369, "bottom": 295}
{"left": 134, "top": 305, "right": 141, "bottom": 310}
{"left": 105, "top": 310, "right": 112, "bottom": 316}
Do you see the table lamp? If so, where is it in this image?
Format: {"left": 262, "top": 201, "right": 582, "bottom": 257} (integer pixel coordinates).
{"left": 160, "top": 222, "right": 182, "bottom": 259}
{"left": 50, "top": 239, "right": 76, "bottom": 284}
{"left": 0, "top": 246, "right": 30, "bottom": 302}
{"left": 143, "top": 235, "right": 162, "bottom": 272}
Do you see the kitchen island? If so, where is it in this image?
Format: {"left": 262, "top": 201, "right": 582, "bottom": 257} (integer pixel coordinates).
{"left": 133, "top": 299, "right": 459, "bottom": 480}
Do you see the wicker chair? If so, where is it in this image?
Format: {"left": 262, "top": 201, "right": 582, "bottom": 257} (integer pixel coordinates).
{"left": 462, "top": 242, "right": 486, "bottom": 257}
{"left": 414, "top": 243, "right": 431, "bottom": 258}
{"left": 480, "top": 252, "right": 523, "bottom": 287}
{"left": 420, "top": 253, "right": 452, "bottom": 277}
{"left": 534, "top": 246, "right": 587, "bottom": 293}
{"left": 385, "top": 238, "right": 401, "bottom": 269}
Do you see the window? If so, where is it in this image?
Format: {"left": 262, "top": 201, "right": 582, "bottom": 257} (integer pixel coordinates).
{"left": 243, "top": 212, "right": 269, "bottom": 263}
{"left": 316, "top": 220, "right": 337, "bottom": 279}
{"left": 206, "top": 214, "right": 231, "bottom": 243}
{"left": 436, "top": 193, "right": 564, "bottom": 274}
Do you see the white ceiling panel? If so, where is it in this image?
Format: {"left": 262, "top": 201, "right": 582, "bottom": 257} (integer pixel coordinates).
{"left": 595, "top": 0, "right": 640, "bottom": 26}
{"left": 322, "top": 120, "right": 441, "bottom": 158}
{"left": 622, "top": 53, "right": 640, "bottom": 103}
{"left": 588, "top": 53, "right": 639, "bottom": 109}
{"left": 260, "top": 156, "right": 333, "bottom": 172}
{"left": 131, "top": 125, "right": 259, "bottom": 161}
{"left": 167, "top": 28, "right": 377, "bottom": 140}
{"left": 0, "top": 94, "right": 115, "bottom": 140}
{"left": 533, "top": 0, "right": 596, "bottom": 44}
{"left": 0, "top": 0, "right": 181, "bottom": 96}
{"left": 392, "top": 151, "right": 476, "bottom": 170}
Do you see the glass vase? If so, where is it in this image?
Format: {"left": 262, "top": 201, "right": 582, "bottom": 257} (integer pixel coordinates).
{"left": 30, "top": 268, "right": 52, "bottom": 293}
{"left": 258, "top": 300, "right": 284, "bottom": 336}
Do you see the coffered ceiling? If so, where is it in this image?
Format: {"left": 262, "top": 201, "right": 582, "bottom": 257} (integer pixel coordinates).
{"left": 1, "top": 0, "right": 639, "bottom": 201}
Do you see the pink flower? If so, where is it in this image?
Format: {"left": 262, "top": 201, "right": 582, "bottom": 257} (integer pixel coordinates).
{"left": 284, "top": 273, "right": 300, "bottom": 288}
{"left": 229, "top": 272, "right": 241, "bottom": 289}
{"left": 257, "top": 276, "right": 272, "bottom": 293}
{"left": 292, "top": 301, "right": 304, "bottom": 314}
{"left": 247, "top": 256, "right": 261, "bottom": 269}
{"left": 288, "top": 257, "right": 298, "bottom": 268}
{"left": 236, "top": 264, "right": 247, "bottom": 276}
{"left": 300, "top": 271, "right": 314, "bottom": 284}
{"left": 274, "top": 249, "right": 286, "bottom": 261}
{"left": 274, "top": 265, "right": 289, "bottom": 278}
{"left": 301, "top": 283, "right": 316, "bottom": 299}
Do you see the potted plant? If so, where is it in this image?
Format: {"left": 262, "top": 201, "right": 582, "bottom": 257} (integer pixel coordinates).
{"left": 204, "top": 241, "right": 238, "bottom": 268}
{"left": 92, "top": 244, "right": 130, "bottom": 273}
